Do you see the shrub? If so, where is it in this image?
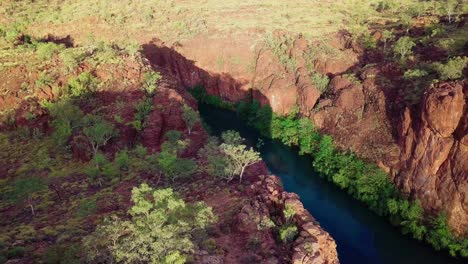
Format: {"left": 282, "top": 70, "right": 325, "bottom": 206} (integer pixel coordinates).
{"left": 82, "top": 115, "right": 116, "bottom": 157}
{"left": 278, "top": 224, "right": 298, "bottom": 243}
{"left": 403, "top": 69, "right": 429, "bottom": 80}
{"left": 66, "top": 72, "right": 100, "bottom": 98}
{"left": 157, "top": 147, "right": 197, "bottom": 182}
{"left": 85, "top": 153, "right": 119, "bottom": 186}
{"left": 393, "top": 36, "right": 416, "bottom": 61}
{"left": 36, "top": 42, "right": 64, "bottom": 61}
{"left": 83, "top": 184, "right": 216, "bottom": 263}
{"left": 182, "top": 104, "right": 199, "bottom": 135}
{"left": 91, "top": 42, "right": 121, "bottom": 65}
{"left": 264, "top": 33, "right": 297, "bottom": 72}
{"left": 283, "top": 204, "right": 296, "bottom": 223}
{"left": 124, "top": 42, "right": 140, "bottom": 57}
{"left": 358, "top": 31, "right": 377, "bottom": 49}
{"left": 6, "top": 247, "right": 25, "bottom": 259}
{"left": 142, "top": 71, "right": 161, "bottom": 95}
{"left": 198, "top": 137, "right": 228, "bottom": 178}
{"left": 4, "top": 26, "right": 22, "bottom": 44}
{"left": 131, "top": 98, "right": 153, "bottom": 131}
{"left": 311, "top": 72, "right": 330, "bottom": 93}
{"left": 45, "top": 100, "right": 84, "bottom": 146}
{"left": 433, "top": 57, "right": 467, "bottom": 81}
{"left": 221, "top": 130, "right": 244, "bottom": 145}
{"left": 76, "top": 198, "right": 97, "bottom": 218}
{"left": 381, "top": 30, "right": 394, "bottom": 52}
{"left": 7, "top": 177, "right": 46, "bottom": 216}
{"left": 59, "top": 49, "right": 85, "bottom": 72}
{"left": 35, "top": 72, "right": 54, "bottom": 88}
{"left": 42, "top": 244, "right": 81, "bottom": 264}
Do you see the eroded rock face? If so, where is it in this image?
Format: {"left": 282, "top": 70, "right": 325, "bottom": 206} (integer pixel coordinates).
{"left": 395, "top": 82, "right": 467, "bottom": 235}
{"left": 142, "top": 36, "right": 466, "bottom": 235}
{"left": 251, "top": 176, "right": 340, "bottom": 264}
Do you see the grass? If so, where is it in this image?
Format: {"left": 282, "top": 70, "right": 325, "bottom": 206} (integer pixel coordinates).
{"left": 0, "top": 0, "right": 443, "bottom": 44}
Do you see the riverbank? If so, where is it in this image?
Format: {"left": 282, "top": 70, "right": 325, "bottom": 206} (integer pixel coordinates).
{"left": 192, "top": 87, "right": 467, "bottom": 259}
{"left": 198, "top": 103, "right": 467, "bottom": 264}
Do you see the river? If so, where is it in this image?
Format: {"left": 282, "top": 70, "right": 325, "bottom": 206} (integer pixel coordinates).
{"left": 198, "top": 104, "right": 464, "bottom": 264}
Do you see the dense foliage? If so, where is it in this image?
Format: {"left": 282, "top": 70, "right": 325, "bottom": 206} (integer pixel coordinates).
{"left": 198, "top": 131, "right": 261, "bottom": 182}
{"left": 83, "top": 184, "right": 216, "bottom": 263}
{"left": 193, "top": 87, "right": 467, "bottom": 257}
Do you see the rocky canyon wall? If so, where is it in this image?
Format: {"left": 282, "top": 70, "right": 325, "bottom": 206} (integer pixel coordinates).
{"left": 142, "top": 34, "right": 467, "bottom": 235}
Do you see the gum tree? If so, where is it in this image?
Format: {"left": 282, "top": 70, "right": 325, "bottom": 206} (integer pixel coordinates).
{"left": 8, "top": 178, "right": 46, "bottom": 216}
{"left": 83, "top": 184, "right": 216, "bottom": 263}
{"left": 221, "top": 143, "right": 261, "bottom": 183}
{"left": 83, "top": 115, "right": 116, "bottom": 157}
{"left": 182, "top": 104, "right": 199, "bottom": 135}
{"left": 393, "top": 36, "right": 416, "bottom": 61}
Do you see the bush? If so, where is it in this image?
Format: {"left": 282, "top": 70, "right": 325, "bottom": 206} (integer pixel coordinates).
{"left": 83, "top": 184, "right": 216, "bottom": 263}
{"left": 198, "top": 137, "right": 228, "bottom": 178}
{"left": 7, "top": 177, "right": 46, "bottom": 216}
{"left": 76, "top": 198, "right": 97, "bottom": 218}
{"left": 358, "top": 31, "right": 377, "bottom": 49}
{"left": 36, "top": 42, "right": 64, "bottom": 61}
{"left": 157, "top": 147, "right": 197, "bottom": 182}
{"left": 6, "top": 247, "right": 25, "bottom": 259}
{"left": 42, "top": 244, "right": 80, "bottom": 264}
{"left": 311, "top": 72, "right": 330, "bottom": 93}
{"left": 278, "top": 224, "right": 298, "bottom": 243}
{"left": 393, "top": 36, "right": 416, "bottom": 61}
{"left": 142, "top": 71, "right": 161, "bottom": 95}
{"left": 82, "top": 115, "right": 116, "bottom": 157}
{"left": 182, "top": 104, "right": 199, "bottom": 135}
{"left": 35, "top": 72, "right": 54, "bottom": 88}
{"left": 403, "top": 69, "right": 428, "bottom": 80}
{"left": 221, "top": 130, "right": 244, "bottom": 145}
{"left": 59, "top": 49, "right": 85, "bottom": 72}
{"left": 44, "top": 99, "right": 84, "bottom": 147}
{"left": 131, "top": 98, "right": 153, "bottom": 131}
{"left": 434, "top": 57, "right": 468, "bottom": 81}
{"left": 66, "top": 72, "right": 100, "bottom": 98}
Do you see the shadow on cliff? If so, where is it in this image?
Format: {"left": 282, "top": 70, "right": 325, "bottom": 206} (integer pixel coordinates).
{"left": 141, "top": 39, "right": 274, "bottom": 133}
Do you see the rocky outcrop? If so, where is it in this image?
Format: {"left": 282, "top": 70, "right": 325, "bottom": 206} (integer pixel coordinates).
{"left": 395, "top": 82, "right": 467, "bottom": 235}
{"left": 249, "top": 175, "right": 339, "bottom": 264}
{"left": 141, "top": 35, "right": 466, "bottom": 235}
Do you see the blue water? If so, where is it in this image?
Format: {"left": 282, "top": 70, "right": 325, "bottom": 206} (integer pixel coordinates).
{"left": 198, "top": 104, "right": 465, "bottom": 264}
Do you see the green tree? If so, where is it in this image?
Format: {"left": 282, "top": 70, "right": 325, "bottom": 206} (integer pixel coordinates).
{"left": 393, "top": 36, "right": 416, "bottom": 61}
{"left": 157, "top": 137, "right": 197, "bottom": 182}
{"left": 142, "top": 71, "right": 162, "bottom": 95}
{"left": 83, "top": 116, "right": 116, "bottom": 157}
{"left": 443, "top": 0, "right": 459, "bottom": 23}
{"left": 220, "top": 143, "right": 261, "bottom": 183}
{"left": 36, "top": 42, "right": 64, "bottom": 61}
{"left": 434, "top": 56, "right": 468, "bottom": 81}
{"left": 198, "top": 137, "right": 228, "bottom": 178}
{"left": 131, "top": 98, "right": 153, "bottom": 131}
{"left": 45, "top": 100, "right": 84, "bottom": 146}
{"left": 399, "top": 200, "right": 427, "bottom": 240}
{"left": 221, "top": 130, "right": 244, "bottom": 145}
{"left": 8, "top": 177, "right": 46, "bottom": 216}
{"left": 381, "top": 30, "right": 394, "bottom": 52}
{"left": 427, "top": 213, "right": 454, "bottom": 252}
{"left": 83, "top": 184, "right": 216, "bottom": 263}
{"left": 66, "top": 71, "right": 100, "bottom": 98}
{"left": 182, "top": 104, "right": 199, "bottom": 135}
